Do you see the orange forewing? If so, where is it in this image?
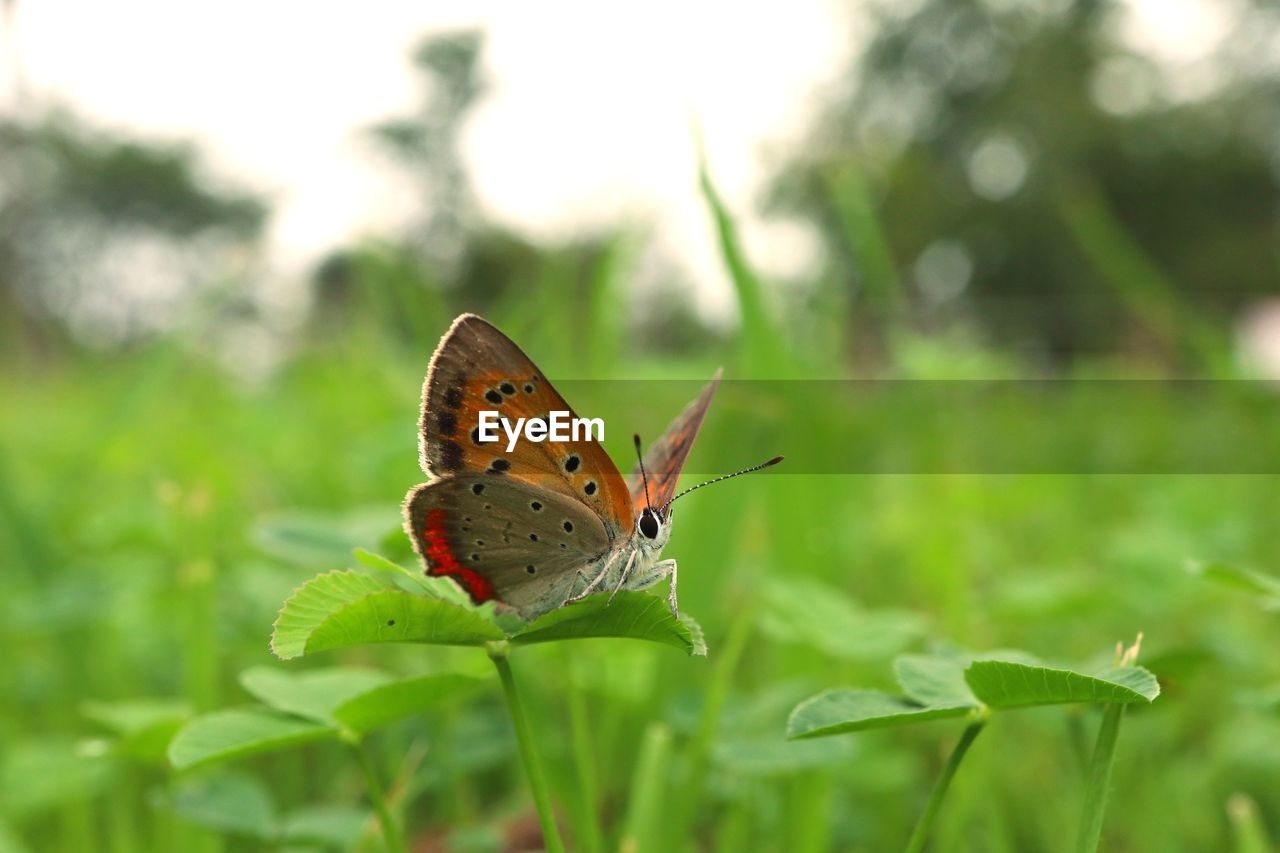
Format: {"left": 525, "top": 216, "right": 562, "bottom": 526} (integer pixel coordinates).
{"left": 419, "top": 314, "right": 633, "bottom": 538}
{"left": 628, "top": 370, "right": 721, "bottom": 514}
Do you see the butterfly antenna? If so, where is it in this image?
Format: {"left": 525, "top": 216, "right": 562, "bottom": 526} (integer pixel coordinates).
{"left": 634, "top": 434, "right": 654, "bottom": 510}
{"left": 662, "top": 455, "right": 784, "bottom": 513}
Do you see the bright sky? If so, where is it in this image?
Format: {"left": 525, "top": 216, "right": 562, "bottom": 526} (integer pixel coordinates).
{"left": 0, "top": 0, "right": 851, "bottom": 319}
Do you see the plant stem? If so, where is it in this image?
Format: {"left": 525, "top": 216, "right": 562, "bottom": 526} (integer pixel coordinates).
{"left": 489, "top": 642, "right": 566, "bottom": 853}
{"left": 904, "top": 720, "right": 986, "bottom": 853}
{"left": 349, "top": 740, "right": 405, "bottom": 853}
{"left": 1075, "top": 703, "right": 1125, "bottom": 853}
{"left": 619, "top": 722, "right": 672, "bottom": 853}
{"left": 567, "top": 658, "right": 605, "bottom": 853}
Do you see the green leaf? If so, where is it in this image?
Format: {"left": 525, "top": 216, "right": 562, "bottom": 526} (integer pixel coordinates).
{"left": 332, "top": 673, "right": 486, "bottom": 734}
{"left": 81, "top": 698, "right": 191, "bottom": 736}
{"left": 239, "top": 667, "right": 391, "bottom": 726}
{"left": 271, "top": 570, "right": 387, "bottom": 659}
{"left": 306, "top": 590, "right": 504, "bottom": 655}
{"left": 787, "top": 689, "right": 973, "bottom": 740}
{"left": 894, "top": 654, "right": 980, "bottom": 708}
{"left": 281, "top": 804, "right": 371, "bottom": 848}
{"left": 170, "top": 771, "right": 277, "bottom": 839}
{"left": 80, "top": 699, "right": 191, "bottom": 763}
{"left": 963, "top": 660, "right": 1160, "bottom": 708}
{"left": 168, "top": 708, "right": 337, "bottom": 770}
{"left": 271, "top": 570, "right": 503, "bottom": 660}
{"left": 510, "top": 592, "right": 707, "bottom": 656}
{"left": 715, "top": 736, "right": 855, "bottom": 776}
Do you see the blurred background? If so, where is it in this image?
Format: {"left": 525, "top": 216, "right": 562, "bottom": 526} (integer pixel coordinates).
{"left": 3, "top": 0, "right": 1280, "bottom": 850}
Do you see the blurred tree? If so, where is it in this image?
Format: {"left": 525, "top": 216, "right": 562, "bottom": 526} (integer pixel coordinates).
{"left": 0, "top": 109, "right": 266, "bottom": 353}
{"left": 315, "top": 29, "right": 715, "bottom": 367}
{"left": 368, "top": 29, "right": 487, "bottom": 274}
{"left": 769, "top": 0, "right": 1280, "bottom": 364}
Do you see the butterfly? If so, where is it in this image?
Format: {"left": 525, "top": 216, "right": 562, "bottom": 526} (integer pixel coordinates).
{"left": 403, "top": 313, "right": 781, "bottom": 620}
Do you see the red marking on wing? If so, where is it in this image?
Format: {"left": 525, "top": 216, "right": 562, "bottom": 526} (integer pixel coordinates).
{"left": 421, "top": 508, "right": 495, "bottom": 604}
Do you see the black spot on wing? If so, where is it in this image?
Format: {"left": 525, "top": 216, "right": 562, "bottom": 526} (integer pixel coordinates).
{"left": 440, "top": 440, "right": 464, "bottom": 472}
{"left": 485, "top": 389, "right": 503, "bottom": 405}
{"left": 436, "top": 411, "right": 458, "bottom": 436}
{"left": 444, "top": 386, "right": 464, "bottom": 409}
{"left": 565, "top": 454, "right": 581, "bottom": 473}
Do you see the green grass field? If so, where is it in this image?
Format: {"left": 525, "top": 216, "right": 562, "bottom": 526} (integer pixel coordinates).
{"left": 3, "top": 174, "right": 1280, "bottom": 852}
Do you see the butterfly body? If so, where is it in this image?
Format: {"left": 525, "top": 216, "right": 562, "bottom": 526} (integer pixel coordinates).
{"left": 404, "top": 313, "right": 726, "bottom": 621}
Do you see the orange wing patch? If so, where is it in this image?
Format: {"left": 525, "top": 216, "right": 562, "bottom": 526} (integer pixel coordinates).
{"left": 420, "top": 314, "right": 633, "bottom": 538}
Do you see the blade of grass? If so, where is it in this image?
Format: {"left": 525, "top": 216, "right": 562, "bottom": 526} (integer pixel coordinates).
{"left": 674, "top": 602, "right": 756, "bottom": 837}
{"left": 619, "top": 722, "right": 672, "bottom": 853}
{"left": 1057, "top": 178, "right": 1227, "bottom": 374}
{"left": 822, "top": 162, "right": 905, "bottom": 322}
{"left": 904, "top": 719, "right": 986, "bottom": 853}
{"left": 693, "top": 122, "right": 792, "bottom": 378}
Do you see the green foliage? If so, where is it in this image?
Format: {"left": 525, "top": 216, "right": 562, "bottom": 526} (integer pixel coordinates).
{"left": 789, "top": 648, "right": 1159, "bottom": 740}
{"left": 5, "top": 76, "right": 1280, "bottom": 850}
{"left": 80, "top": 699, "right": 192, "bottom": 764}
{"left": 509, "top": 592, "right": 707, "bottom": 656}
{"left": 168, "top": 665, "right": 483, "bottom": 771}
{"left": 170, "top": 770, "right": 370, "bottom": 847}
{"left": 787, "top": 690, "right": 972, "bottom": 739}
{"left": 271, "top": 567, "right": 707, "bottom": 661}
{"left": 966, "top": 660, "right": 1159, "bottom": 708}
{"left": 168, "top": 709, "right": 336, "bottom": 771}
{"left": 1192, "top": 561, "right": 1280, "bottom": 607}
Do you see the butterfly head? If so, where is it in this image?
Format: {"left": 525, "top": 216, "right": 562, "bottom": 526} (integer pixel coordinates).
{"left": 636, "top": 505, "right": 671, "bottom": 552}
{"left": 633, "top": 434, "right": 673, "bottom": 551}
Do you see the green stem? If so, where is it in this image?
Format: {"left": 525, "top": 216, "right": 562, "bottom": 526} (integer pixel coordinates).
{"left": 904, "top": 720, "right": 986, "bottom": 853}
{"left": 1075, "top": 704, "right": 1125, "bottom": 853}
{"left": 567, "top": 660, "right": 605, "bottom": 853}
{"left": 489, "top": 642, "right": 566, "bottom": 853}
{"left": 619, "top": 723, "right": 673, "bottom": 853}
{"left": 349, "top": 740, "right": 405, "bottom": 853}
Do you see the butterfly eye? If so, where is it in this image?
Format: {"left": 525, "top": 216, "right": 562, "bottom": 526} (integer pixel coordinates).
{"left": 638, "top": 509, "right": 660, "bottom": 540}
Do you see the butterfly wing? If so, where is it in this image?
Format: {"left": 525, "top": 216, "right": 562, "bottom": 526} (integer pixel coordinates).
{"left": 405, "top": 475, "right": 612, "bottom": 615}
{"left": 628, "top": 369, "right": 721, "bottom": 514}
{"left": 420, "top": 314, "right": 633, "bottom": 538}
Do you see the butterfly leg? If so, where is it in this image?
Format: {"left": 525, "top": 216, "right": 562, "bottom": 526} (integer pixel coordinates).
{"left": 619, "top": 559, "right": 678, "bottom": 617}
{"left": 607, "top": 550, "right": 640, "bottom": 605}
{"left": 564, "top": 550, "right": 622, "bottom": 607}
